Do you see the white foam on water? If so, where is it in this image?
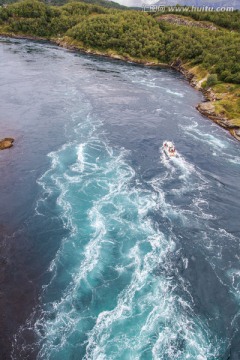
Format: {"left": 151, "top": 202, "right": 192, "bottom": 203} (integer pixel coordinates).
{"left": 158, "top": 148, "right": 210, "bottom": 225}
{"left": 180, "top": 122, "right": 228, "bottom": 150}
{"left": 6, "top": 43, "right": 239, "bottom": 360}
{"left": 30, "top": 110, "right": 223, "bottom": 360}
{"left": 166, "top": 89, "right": 184, "bottom": 97}
{"left": 156, "top": 142, "right": 240, "bottom": 316}
{"left": 13, "top": 74, "right": 234, "bottom": 360}
{"left": 124, "top": 70, "right": 175, "bottom": 94}
{"left": 227, "top": 268, "right": 240, "bottom": 296}
{"left": 160, "top": 146, "right": 206, "bottom": 182}
{"left": 84, "top": 229, "right": 219, "bottom": 359}
{"left": 76, "top": 143, "right": 85, "bottom": 172}
{"left": 228, "top": 154, "right": 240, "bottom": 165}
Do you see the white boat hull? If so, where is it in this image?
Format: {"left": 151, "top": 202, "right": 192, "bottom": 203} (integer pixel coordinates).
{"left": 163, "top": 141, "right": 177, "bottom": 157}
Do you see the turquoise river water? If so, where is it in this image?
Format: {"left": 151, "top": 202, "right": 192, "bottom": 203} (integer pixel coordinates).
{"left": 0, "top": 38, "right": 240, "bottom": 360}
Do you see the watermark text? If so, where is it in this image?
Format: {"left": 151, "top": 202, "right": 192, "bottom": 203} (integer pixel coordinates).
{"left": 142, "top": 5, "right": 235, "bottom": 12}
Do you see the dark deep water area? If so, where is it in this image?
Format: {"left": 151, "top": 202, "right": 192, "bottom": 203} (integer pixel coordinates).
{"left": 0, "top": 37, "right": 240, "bottom": 360}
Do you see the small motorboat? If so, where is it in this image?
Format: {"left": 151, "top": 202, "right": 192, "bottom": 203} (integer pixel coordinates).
{"left": 163, "top": 141, "right": 177, "bottom": 157}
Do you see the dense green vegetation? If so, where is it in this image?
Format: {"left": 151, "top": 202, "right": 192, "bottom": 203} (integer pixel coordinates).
{"left": 159, "top": 21, "right": 240, "bottom": 84}
{"left": 67, "top": 12, "right": 165, "bottom": 59}
{"left": 0, "top": 1, "right": 109, "bottom": 36}
{"left": 0, "top": 0, "right": 239, "bottom": 126}
{"left": 0, "top": 1, "right": 239, "bottom": 84}
{"left": 0, "top": 0, "right": 126, "bottom": 9}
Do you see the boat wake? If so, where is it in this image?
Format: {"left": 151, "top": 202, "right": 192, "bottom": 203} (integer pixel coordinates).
{"left": 12, "top": 108, "right": 224, "bottom": 360}
{"left": 1, "top": 38, "right": 240, "bottom": 360}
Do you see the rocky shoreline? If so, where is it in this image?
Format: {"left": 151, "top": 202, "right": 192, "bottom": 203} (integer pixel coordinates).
{"left": 54, "top": 37, "right": 171, "bottom": 68}
{"left": 55, "top": 39, "right": 240, "bottom": 142}
{"left": 171, "top": 59, "right": 240, "bottom": 141}
{"left": 0, "top": 33, "right": 239, "bottom": 141}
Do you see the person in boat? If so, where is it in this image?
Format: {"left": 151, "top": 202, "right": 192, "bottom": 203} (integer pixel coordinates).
{"left": 163, "top": 141, "right": 176, "bottom": 156}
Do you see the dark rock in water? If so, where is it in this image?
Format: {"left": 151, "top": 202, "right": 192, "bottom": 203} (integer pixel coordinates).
{"left": 0, "top": 138, "right": 14, "bottom": 150}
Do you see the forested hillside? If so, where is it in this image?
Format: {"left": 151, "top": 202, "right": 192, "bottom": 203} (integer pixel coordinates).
{"left": 1, "top": 0, "right": 239, "bottom": 83}
{"left": 0, "top": 0, "right": 127, "bottom": 9}
{"left": 0, "top": 0, "right": 239, "bottom": 131}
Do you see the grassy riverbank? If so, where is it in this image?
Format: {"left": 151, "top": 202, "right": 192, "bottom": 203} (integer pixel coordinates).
{"left": 0, "top": 0, "right": 240, "bottom": 139}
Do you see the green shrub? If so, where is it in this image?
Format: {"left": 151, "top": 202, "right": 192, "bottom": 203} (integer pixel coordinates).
{"left": 206, "top": 74, "right": 218, "bottom": 87}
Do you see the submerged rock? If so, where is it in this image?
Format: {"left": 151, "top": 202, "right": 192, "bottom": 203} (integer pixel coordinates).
{"left": 0, "top": 138, "right": 14, "bottom": 150}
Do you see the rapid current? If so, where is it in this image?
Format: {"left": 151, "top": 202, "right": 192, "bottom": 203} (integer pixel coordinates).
{"left": 0, "top": 38, "right": 240, "bottom": 360}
